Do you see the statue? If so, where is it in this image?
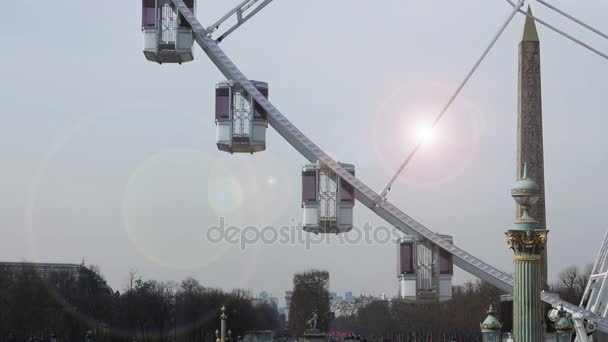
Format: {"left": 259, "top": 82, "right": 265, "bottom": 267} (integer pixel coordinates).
{"left": 306, "top": 312, "right": 318, "bottom": 330}
{"left": 303, "top": 311, "right": 326, "bottom": 342}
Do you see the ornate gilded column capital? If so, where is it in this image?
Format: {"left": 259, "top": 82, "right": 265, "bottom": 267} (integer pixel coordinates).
{"left": 506, "top": 229, "right": 548, "bottom": 254}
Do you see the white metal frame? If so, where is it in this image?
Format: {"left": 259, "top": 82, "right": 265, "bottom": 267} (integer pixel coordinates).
{"left": 205, "top": 0, "right": 274, "bottom": 42}
{"left": 573, "top": 231, "right": 608, "bottom": 342}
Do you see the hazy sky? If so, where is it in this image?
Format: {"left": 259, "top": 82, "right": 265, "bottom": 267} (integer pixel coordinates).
{"left": 1, "top": 1, "right": 607, "bottom": 305}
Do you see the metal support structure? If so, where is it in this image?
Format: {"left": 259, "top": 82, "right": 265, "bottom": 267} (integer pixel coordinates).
{"left": 205, "top": 0, "right": 274, "bottom": 42}
{"left": 573, "top": 315, "right": 591, "bottom": 342}
{"left": 574, "top": 231, "right": 608, "bottom": 342}
{"left": 170, "top": 0, "right": 608, "bottom": 333}
{"left": 534, "top": 0, "right": 608, "bottom": 41}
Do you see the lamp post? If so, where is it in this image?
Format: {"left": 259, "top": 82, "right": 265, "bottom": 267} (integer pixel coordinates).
{"left": 554, "top": 306, "right": 574, "bottom": 342}
{"left": 220, "top": 306, "right": 228, "bottom": 342}
{"left": 506, "top": 164, "right": 547, "bottom": 342}
{"left": 480, "top": 305, "right": 502, "bottom": 342}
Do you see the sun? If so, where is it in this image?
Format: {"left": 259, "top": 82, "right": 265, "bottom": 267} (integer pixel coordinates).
{"left": 414, "top": 122, "right": 436, "bottom": 144}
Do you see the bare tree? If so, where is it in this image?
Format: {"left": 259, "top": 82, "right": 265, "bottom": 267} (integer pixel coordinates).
{"left": 558, "top": 266, "right": 579, "bottom": 291}
{"left": 126, "top": 268, "right": 138, "bottom": 292}
{"left": 552, "top": 264, "right": 592, "bottom": 305}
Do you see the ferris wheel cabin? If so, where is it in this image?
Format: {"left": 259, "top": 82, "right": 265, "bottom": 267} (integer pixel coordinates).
{"left": 215, "top": 81, "right": 269, "bottom": 154}
{"left": 397, "top": 235, "right": 453, "bottom": 302}
{"left": 302, "top": 163, "right": 355, "bottom": 234}
{"left": 142, "top": 0, "right": 195, "bottom": 64}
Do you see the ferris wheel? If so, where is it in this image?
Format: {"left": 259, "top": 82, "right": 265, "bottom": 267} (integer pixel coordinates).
{"left": 139, "top": 0, "right": 608, "bottom": 337}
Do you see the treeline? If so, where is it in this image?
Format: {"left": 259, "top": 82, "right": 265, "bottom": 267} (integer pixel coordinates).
{"left": 331, "top": 280, "right": 503, "bottom": 342}
{"left": 0, "top": 266, "right": 279, "bottom": 342}
{"left": 0, "top": 262, "right": 593, "bottom": 342}
{"left": 330, "top": 263, "right": 593, "bottom": 342}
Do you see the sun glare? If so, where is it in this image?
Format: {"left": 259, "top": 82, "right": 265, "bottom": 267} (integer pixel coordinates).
{"left": 415, "top": 122, "right": 436, "bottom": 143}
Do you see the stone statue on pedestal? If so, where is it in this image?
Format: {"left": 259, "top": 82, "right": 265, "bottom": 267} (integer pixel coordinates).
{"left": 306, "top": 312, "right": 318, "bottom": 330}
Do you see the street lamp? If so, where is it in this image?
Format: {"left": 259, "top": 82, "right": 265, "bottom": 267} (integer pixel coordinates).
{"left": 554, "top": 306, "right": 574, "bottom": 342}
{"left": 219, "top": 306, "right": 228, "bottom": 342}
{"left": 480, "top": 305, "right": 502, "bottom": 342}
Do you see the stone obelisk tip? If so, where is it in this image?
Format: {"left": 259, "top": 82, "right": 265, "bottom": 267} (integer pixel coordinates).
{"left": 522, "top": 6, "right": 540, "bottom": 42}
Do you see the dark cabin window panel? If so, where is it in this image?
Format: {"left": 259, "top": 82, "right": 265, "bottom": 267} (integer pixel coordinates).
{"left": 439, "top": 249, "right": 453, "bottom": 274}
{"left": 400, "top": 243, "right": 414, "bottom": 274}
{"left": 302, "top": 172, "right": 317, "bottom": 202}
{"left": 215, "top": 88, "right": 230, "bottom": 120}
{"left": 179, "top": 16, "right": 190, "bottom": 28}
{"left": 143, "top": 0, "right": 155, "bottom": 8}
{"left": 253, "top": 88, "right": 268, "bottom": 120}
{"left": 142, "top": 0, "right": 157, "bottom": 28}
{"left": 340, "top": 178, "right": 354, "bottom": 202}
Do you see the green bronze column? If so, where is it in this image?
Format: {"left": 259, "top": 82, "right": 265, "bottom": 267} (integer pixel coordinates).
{"left": 506, "top": 165, "right": 547, "bottom": 342}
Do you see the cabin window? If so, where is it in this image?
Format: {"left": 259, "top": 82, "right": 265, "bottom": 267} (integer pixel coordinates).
{"left": 340, "top": 178, "right": 354, "bottom": 202}
{"left": 439, "top": 249, "right": 453, "bottom": 274}
{"left": 215, "top": 88, "right": 230, "bottom": 120}
{"left": 302, "top": 171, "right": 317, "bottom": 203}
{"left": 400, "top": 243, "right": 414, "bottom": 274}
{"left": 142, "top": 0, "right": 157, "bottom": 28}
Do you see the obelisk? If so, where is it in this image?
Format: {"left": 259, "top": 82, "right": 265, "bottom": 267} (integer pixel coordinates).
{"left": 517, "top": 6, "right": 547, "bottom": 288}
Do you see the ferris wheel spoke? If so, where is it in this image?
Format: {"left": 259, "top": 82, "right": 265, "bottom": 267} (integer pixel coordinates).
{"left": 204, "top": 0, "right": 275, "bottom": 43}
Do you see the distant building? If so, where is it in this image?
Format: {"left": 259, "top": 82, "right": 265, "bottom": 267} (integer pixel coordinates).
{"left": 344, "top": 291, "right": 353, "bottom": 302}
{"left": 330, "top": 294, "right": 383, "bottom": 318}
{"left": 285, "top": 291, "right": 293, "bottom": 321}
{"left": 330, "top": 299, "right": 355, "bottom": 318}
{"left": 258, "top": 291, "right": 279, "bottom": 311}
{"left": 330, "top": 292, "right": 337, "bottom": 300}
{"left": 0, "top": 261, "right": 113, "bottom": 295}
{"left": 269, "top": 296, "right": 279, "bottom": 308}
